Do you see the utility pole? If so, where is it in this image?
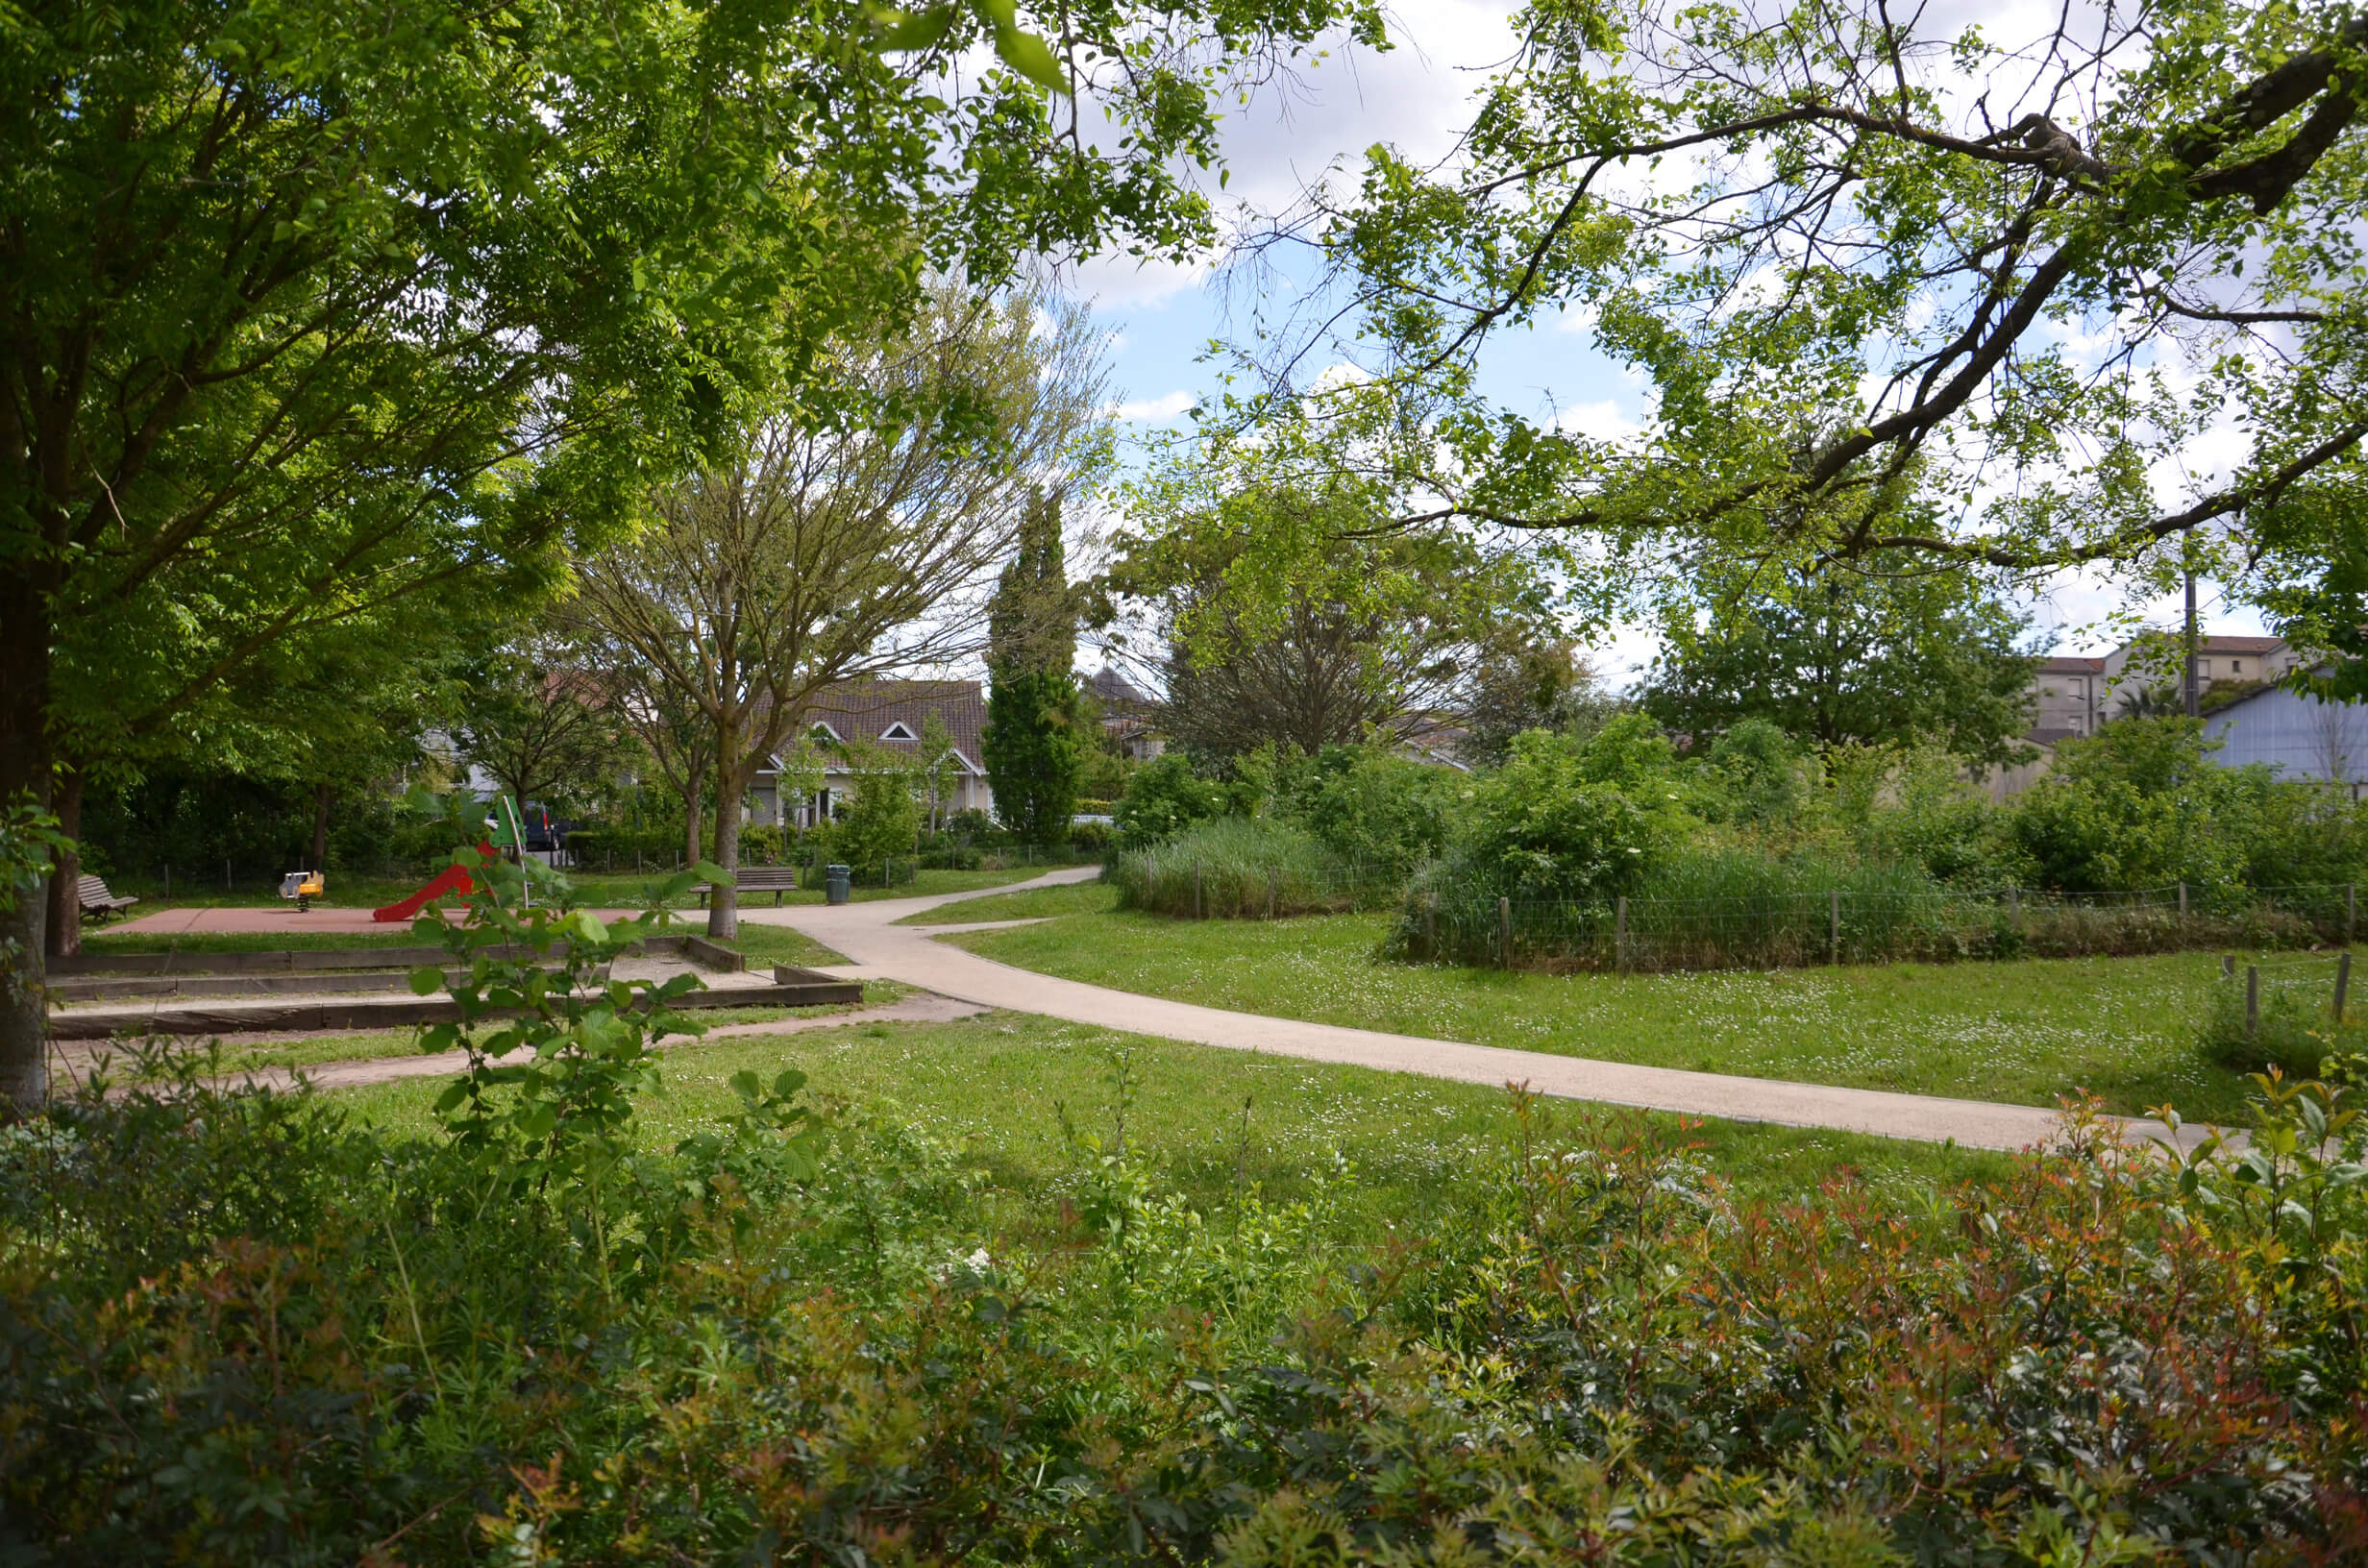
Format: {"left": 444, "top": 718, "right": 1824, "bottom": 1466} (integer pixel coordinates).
{"left": 2183, "top": 568, "right": 2200, "bottom": 719}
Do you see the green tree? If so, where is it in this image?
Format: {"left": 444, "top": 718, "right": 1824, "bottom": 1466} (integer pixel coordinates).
{"left": 1211, "top": 0, "right": 2368, "bottom": 642}
{"left": 984, "top": 492, "right": 1085, "bottom": 844}
{"left": 449, "top": 642, "right": 632, "bottom": 821}
{"left": 574, "top": 286, "right": 1108, "bottom": 936}
{"left": 0, "top": 0, "right": 1382, "bottom": 1110}
{"left": 1640, "top": 563, "right": 2036, "bottom": 761}
{"left": 1107, "top": 470, "right": 1556, "bottom": 759}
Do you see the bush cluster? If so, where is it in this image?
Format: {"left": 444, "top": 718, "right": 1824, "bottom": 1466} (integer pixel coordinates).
{"left": 4, "top": 1041, "right": 2362, "bottom": 1563}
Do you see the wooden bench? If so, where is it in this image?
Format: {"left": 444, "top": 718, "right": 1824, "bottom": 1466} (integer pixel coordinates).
{"left": 698, "top": 866, "right": 803, "bottom": 908}
{"left": 77, "top": 874, "right": 139, "bottom": 921}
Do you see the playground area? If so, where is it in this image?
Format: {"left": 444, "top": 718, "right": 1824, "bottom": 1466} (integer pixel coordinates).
{"left": 101, "top": 901, "right": 649, "bottom": 937}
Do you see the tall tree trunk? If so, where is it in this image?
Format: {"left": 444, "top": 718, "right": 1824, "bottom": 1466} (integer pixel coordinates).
{"left": 680, "top": 780, "right": 703, "bottom": 871}
{"left": 707, "top": 714, "right": 747, "bottom": 939}
{"left": 0, "top": 576, "right": 53, "bottom": 1114}
{"left": 310, "top": 782, "right": 332, "bottom": 871}
{"left": 42, "top": 767, "right": 82, "bottom": 961}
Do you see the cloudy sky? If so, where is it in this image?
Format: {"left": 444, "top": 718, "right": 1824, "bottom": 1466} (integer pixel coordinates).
{"left": 1062, "top": 0, "right": 2274, "bottom": 688}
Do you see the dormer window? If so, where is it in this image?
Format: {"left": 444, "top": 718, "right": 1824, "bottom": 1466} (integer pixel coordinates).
{"left": 880, "top": 721, "right": 916, "bottom": 741}
{"left": 809, "top": 722, "right": 842, "bottom": 743}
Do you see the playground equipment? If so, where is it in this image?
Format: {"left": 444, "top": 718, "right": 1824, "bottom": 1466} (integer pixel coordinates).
{"left": 278, "top": 870, "right": 326, "bottom": 913}
{"left": 369, "top": 796, "right": 545, "bottom": 924}
{"left": 371, "top": 843, "right": 491, "bottom": 922}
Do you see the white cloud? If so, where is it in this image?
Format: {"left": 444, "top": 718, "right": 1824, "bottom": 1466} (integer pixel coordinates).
{"left": 1551, "top": 399, "right": 1643, "bottom": 441}
{"left": 1110, "top": 389, "right": 1195, "bottom": 421}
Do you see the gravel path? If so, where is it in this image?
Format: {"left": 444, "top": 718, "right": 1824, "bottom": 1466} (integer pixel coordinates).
{"left": 737, "top": 868, "right": 2228, "bottom": 1154}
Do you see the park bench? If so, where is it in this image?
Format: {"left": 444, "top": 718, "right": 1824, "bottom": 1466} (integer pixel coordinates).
{"left": 699, "top": 865, "right": 802, "bottom": 908}
{"left": 77, "top": 874, "right": 139, "bottom": 921}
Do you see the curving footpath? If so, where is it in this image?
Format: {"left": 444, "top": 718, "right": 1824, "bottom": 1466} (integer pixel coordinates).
{"left": 739, "top": 869, "right": 2227, "bottom": 1155}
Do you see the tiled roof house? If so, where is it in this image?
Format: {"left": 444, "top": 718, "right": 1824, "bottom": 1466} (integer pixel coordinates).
{"left": 747, "top": 680, "right": 995, "bottom": 827}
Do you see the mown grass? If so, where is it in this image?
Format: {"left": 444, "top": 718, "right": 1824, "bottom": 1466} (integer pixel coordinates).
{"left": 713, "top": 922, "right": 851, "bottom": 968}
{"left": 948, "top": 909, "right": 2277, "bottom": 1123}
{"left": 69, "top": 983, "right": 911, "bottom": 1079}
{"left": 336, "top": 1010, "right": 2019, "bottom": 1246}
{"left": 893, "top": 877, "right": 1116, "bottom": 925}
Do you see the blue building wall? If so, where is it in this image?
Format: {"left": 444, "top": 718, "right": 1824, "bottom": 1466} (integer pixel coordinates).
{"left": 2202, "top": 686, "right": 2368, "bottom": 783}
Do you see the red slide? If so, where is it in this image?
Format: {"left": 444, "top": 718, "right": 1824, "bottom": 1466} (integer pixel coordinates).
{"left": 373, "top": 843, "right": 494, "bottom": 923}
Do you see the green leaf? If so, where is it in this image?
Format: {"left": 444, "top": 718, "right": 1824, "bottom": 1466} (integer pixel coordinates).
{"left": 874, "top": 5, "right": 957, "bottom": 51}
{"left": 408, "top": 966, "right": 445, "bottom": 995}
{"left": 729, "top": 1068, "right": 761, "bottom": 1101}
{"left": 432, "top": 1079, "right": 471, "bottom": 1114}
{"left": 994, "top": 25, "right": 1068, "bottom": 94}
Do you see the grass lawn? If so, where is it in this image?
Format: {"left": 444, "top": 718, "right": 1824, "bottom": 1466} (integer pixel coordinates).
{"left": 948, "top": 909, "right": 2283, "bottom": 1123}
{"left": 893, "top": 877, "right": 1116, "bottom": 925}
{"left": 75, "top": 983, "right": 910, "bottom": 1078}
{"left": 713, "top": 923, "right": 851, "bottom": 968}
{"left": 334, "top": 1010, "right": 2018, "bottom": 1246}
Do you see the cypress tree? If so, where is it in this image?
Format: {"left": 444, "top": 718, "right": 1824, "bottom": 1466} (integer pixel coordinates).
{"left": 982, "top": 492, "right": 1084, "bottom": 845}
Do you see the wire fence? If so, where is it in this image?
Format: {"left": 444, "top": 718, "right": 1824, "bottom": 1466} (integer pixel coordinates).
{"left": 1398, "top": 882, "right": 2368, "bottom": 973}
{"left": 2199, "top": 949, "right": 2366, "bottom": 1077}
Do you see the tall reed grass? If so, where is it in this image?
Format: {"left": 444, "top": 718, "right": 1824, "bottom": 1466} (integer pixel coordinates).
{"left": 1108, "top": 817, "right": 1398, "bottom": 919}
{"left": 1393, "top": 847, "right": 2338, "bottom": 972}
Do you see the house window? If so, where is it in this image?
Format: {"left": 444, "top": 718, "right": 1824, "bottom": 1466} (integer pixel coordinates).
{"left": 2232, "top": 660, "right": 2243, "bottom": 674}
{"left": 880, "top": 722, "right": 917, "bottom": 741}
{"left": 810, "top": 722, "right": 842, "bottom": 743}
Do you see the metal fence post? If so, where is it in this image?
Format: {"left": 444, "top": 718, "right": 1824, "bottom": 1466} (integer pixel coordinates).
{"left": 2009, "top": 885, "right": 2020, "bottom": 928}
{"left": 1829, "top": 889, "right": 1841, "bottom": 964}
{"left": 2349, "top": 882, "right": 2356, "bottom": 945}
{"left": 2223, "top": 954, "right": 2236, "bottom": 979}
{"left": 2247, "top": 964, "right": 2260, "bottom": 1041}
{"left": 2339, "top": 951, "right": 2354, "bottom": 1023}
{"left": 2178, "top": 881, "right": 2188, "bottom": 919}
{"left": 1498, "top": 896, "right": 1512, "bottom": 968}
{"left": 1269, "top": 870, "right": 1278, "bottom": 919}
{"left": 1616, "top": 895, "right": 1628, "bottom": 972}
{"left": 1426, "top": 893, "right": 1439, "bottom": 958}
{"left": 1196, "top": 863, "right": 1204, "bottom": 920}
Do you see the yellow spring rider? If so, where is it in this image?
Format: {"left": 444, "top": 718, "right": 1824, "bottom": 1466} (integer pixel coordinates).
{"left": 279, "top": 868, "right": 326, "bottom": 912}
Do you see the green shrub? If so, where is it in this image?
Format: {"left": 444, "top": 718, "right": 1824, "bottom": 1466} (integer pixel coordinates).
{"left": 1287, "top": 745, "right": 1452, "bottom": 877}
{"left": 1443, "top": 720, "right": 1698, "bottom": 904}
{"left": 820, "top": 767, "right": 921, "bottom": 880}
{"left": 2007, "top": 718, "right": 2288, "bottom": 895}
{"left": 1698, "top": 716, "right": 1807, "bottom": 824}
{"left": 1114, "top": 752, "right": 1233, "bottom": 847}
{"left": 6, "top": 1063, "right": 2362, "bottom": 1564}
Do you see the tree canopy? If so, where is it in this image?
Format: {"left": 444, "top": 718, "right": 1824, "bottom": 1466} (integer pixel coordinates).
{"left": 1638, "top": 562, "right": 2038, "bottom": 762}
{"left": 571, "top": 283, "right": 1109, "bottom": 935}
{"left": 1211, "top": 0, "right": 2368, "bottom": 638}
{"left": 0, "top": 0, "right": 1385, "bottom": 1108}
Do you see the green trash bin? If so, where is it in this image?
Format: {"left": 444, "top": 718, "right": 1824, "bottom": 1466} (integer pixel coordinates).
{"left": 826, "top": 864, "right": 851, "bottom": 905}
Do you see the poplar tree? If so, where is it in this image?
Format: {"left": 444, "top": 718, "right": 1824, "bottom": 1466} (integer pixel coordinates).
{"left": 983, "top": 493, "right": 1085, "bottom": 845}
